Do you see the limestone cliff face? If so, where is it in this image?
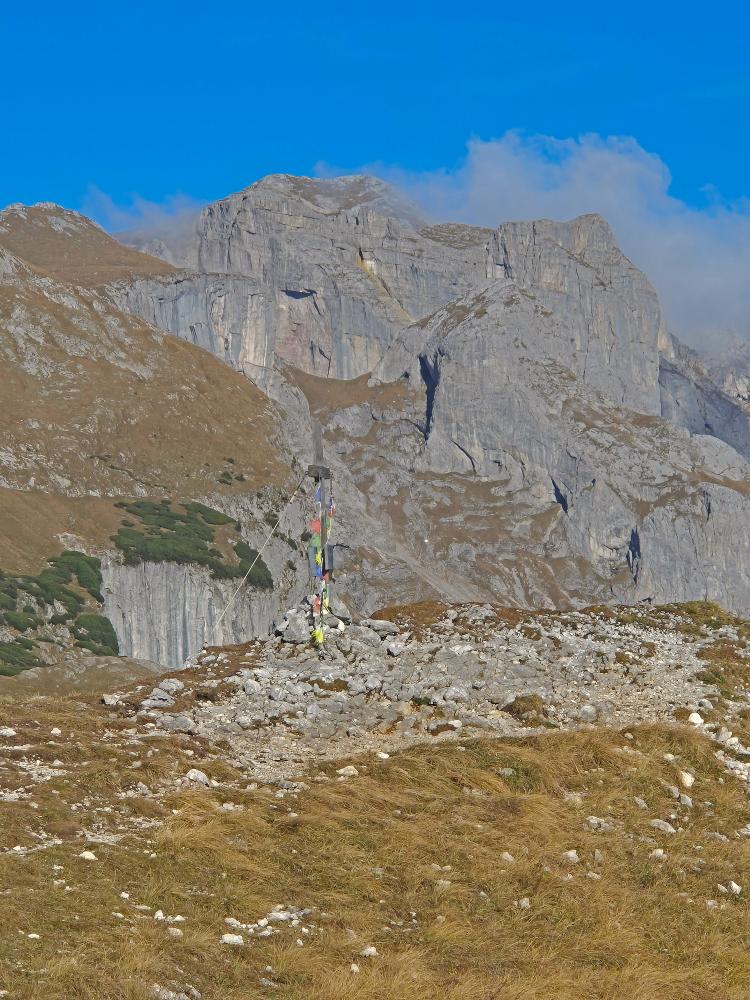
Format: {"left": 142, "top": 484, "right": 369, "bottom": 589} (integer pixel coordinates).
{"left": 101, "top": 557, "right": 277, "bottom": 668}
{"left": 496, "top": 215, "right": 665, "bottom": 415}
{"left": 105, "top": 271, "right": 276, "bottom": 378}
{"left": 111, "top": 175, "right": 750, "bottom": 618}
{"left": 704, "top": 341, "right": 750, "bottom": 407}
{"left": 369, "top": 274, "right": 750, "bottom": 615}
{"left": 7, "top": 173, "right": 750, "bottom": 661}
{"left": 117, "top": 175, "right": 497, "bottom": 379}
{"left": 118, "top": 183, "right": 666, "bottom": 415}
{"left": 99, "top": 492, "right": 310, "bottom": 669}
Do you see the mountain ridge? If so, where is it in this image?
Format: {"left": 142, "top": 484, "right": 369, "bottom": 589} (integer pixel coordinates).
{"left": 2, "top": 172, "right": 750, "bottom": 670}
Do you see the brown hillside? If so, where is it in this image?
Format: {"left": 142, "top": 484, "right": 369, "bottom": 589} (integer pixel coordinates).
{"left": 0, "top": 202, "right": 175, "bottom": 285}
{"left": 0, "top": 256, "right": 292, "bottom": 564}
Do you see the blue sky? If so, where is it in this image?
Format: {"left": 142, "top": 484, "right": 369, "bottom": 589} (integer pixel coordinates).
{"left": 3, "top": 1, "right": 750, "bottom": 343}
{"left": 2, "top": 1, "right": 748, "bottom": 212}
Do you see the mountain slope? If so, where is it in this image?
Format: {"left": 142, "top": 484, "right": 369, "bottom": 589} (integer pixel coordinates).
{"left": 0, "top": 245, "right": 306, "bottom": 670}
{"left": 114, "top": 174, "right": 496, "bottom": 379}
{"left": 0, "top": 203, "right": 175, "bottom": 285}
{"left": 0, "top": 248, "right": 287, "bottom": 498}
{"left": 4, "top": 173, "right": 750, "bottom": 671}
{"left": 3, "top": 600, "right": 750, "bottom": 998}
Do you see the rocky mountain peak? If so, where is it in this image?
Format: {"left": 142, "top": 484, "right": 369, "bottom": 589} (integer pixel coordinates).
{"left": 5, "top": 170, "right": 750, "bottom": 675}
{"left": 224, "top": 172, "right": 431, "bottom": 230}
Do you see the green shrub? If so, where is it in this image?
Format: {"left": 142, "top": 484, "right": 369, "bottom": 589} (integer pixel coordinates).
{"left": 4, "top": 611, "right": 37, "bottom": 632}
{"left": 233, "top": 540, "right": 273, "bottom": 589}
{"left": 50, "top": 550, "right": 104, "bottom": 601}
{"left": 71, "top": 614, "right": 119, "bottom": 656}
{"left": 0, "top": 640, "right": 39, "bottom": 674}
{"left": 182, "top": 502, "right": 234, "bottom": 526}
{"left": 245, "top": 561, "right": 273, "bottom": 589}
{"left": 111, "top": 500, "right": 273, "bottom": 587}
{"left": 0, "top": 550, "right": 109, "bottom": 670}
{"left": 32, "top": 569, "right": 84, "bottom": 616}
{"left": 234, "top": 540, "right": 253, "bottom": 562}
{"left": 114, "top": 527, "right": 212, "bottom": 568}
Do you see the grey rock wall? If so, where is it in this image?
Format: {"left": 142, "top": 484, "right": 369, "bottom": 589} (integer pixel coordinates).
{"left": 110, "top": 172, "right": 750, "bottom": 621}
{"left": 370, "top": 275, "right": 750, "bottom": 615}
{"left": 704, "top": 341, "right": 750, "bottom": 405}
{"left": 98, "top": 487, "right": 315, "bottom": 669}
{"left": 496, "top": 215, "right": 666, "bottom": 415}
{"left": 105, "top": 272, "right": 275, "bottom": 377}
{"left": 101, "top": 557, "right": 277, "bottom": 668}
{"left": 659, "top": 357, "right": 750, "bottom": 463}
{"left": 117, "top": 175, "right": 498, "bottom": 379}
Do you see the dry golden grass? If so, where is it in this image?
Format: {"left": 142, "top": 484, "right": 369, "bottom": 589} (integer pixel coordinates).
{"left": 0, "top": 253, "right": 293, "bottom": 513}
{"left": 0, "top": 204, "right": 176, "bottom": 286}
{"left": 3, "top": 678, "right": 750, "bottom": 999}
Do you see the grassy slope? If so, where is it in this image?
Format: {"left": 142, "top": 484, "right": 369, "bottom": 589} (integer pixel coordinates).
{"left": 3, "top": 603, "right": 750, "bottom": 999}
{"left": 0, "top": 251, "right": 292, "bottom": 576}
{"left": 0, "top": 204, "right": 176, "bottom": 286}
{"left": 0, "top": 271, "right": 289, "bottom": 499}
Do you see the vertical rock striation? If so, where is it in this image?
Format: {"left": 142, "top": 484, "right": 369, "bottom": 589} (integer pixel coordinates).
{"left": 101, "top": 558, "right": 278, "bottom": 668}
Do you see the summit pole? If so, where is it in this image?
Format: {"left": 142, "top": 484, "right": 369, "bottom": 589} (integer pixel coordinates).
{"left": 307, "top": 419, "right": 332, "bottom": 646}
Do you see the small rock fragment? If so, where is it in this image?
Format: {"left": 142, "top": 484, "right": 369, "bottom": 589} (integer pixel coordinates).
{"left": 185, "top": 769, "right": 210, "bottom": 786}
{"left": 650, "top": 819, "right": 677, "bottom": 835}
{"left": 586, "top": 816, "right": 614, "bottom": 833}
{"left": 220, "top": 933, "right": 244, "bottom": 947}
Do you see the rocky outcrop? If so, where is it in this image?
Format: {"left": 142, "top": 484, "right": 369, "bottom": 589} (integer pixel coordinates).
{"left": 105, "top": 271, "right": 276, "bottom": 378}
{"left": 101, "top": 557, "right": 277, "bottom": 668}
{"left": 117, "top": 182, "right": 668, "bottom": 412}
{"left": 659, "top": 355, "right": 750, "bottom": 464}
{"left": 117, "top": 175, "right": 498, "bottom": 379}
{"left": 496, "top": 215, "right": 667, "bottom": 415}
{"left": 704, "top": 341, "right": 750, "bottom": 406}
{"left": 366, "top": 273, "right": 750, "bottom": 615}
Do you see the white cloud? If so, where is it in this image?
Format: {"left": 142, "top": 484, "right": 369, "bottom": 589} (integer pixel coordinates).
{"left": 82, "top": 185, "right": 203, "bottom": 239}
{"left": 330, "top": 133, "right": 750, "bottom": 350}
